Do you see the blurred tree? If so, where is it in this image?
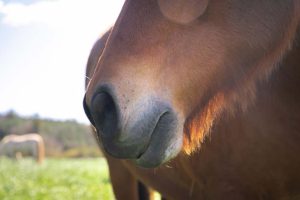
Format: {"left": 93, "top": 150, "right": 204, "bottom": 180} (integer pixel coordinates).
{"left": 5, "top": 110, "right": 18, "bottom": 119}
{"left": 0, "top": 110, "right": 102, "bottom": 157}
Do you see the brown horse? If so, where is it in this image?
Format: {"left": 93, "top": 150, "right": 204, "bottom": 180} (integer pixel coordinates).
{"left": 84, "top": 1, "right": 300, "bottom": 199}
{"left": 0, "top": 133, "right": 45, "bottom": 164}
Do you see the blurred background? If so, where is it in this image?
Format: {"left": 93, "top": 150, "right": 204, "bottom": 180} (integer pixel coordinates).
{"left": 0, "top": 0, "right": 124, "bottom": 199}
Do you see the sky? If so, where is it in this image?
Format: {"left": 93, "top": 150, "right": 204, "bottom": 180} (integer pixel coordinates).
{"left": 0, "top": 0, "right": 124, "bottom": 124}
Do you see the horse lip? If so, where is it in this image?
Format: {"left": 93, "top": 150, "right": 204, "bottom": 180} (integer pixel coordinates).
{"left": 99, "top": 108, "right": 171, "bottom": 160}
{"left": 134, "top": 110, "right": 182, "bottom": 168}
{"left": 136, "top": 111, "right": 169, "bottom": 159}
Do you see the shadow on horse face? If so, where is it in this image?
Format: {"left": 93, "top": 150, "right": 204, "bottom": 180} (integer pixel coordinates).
{"left": 84, "top": 0, "right": 298, "bottom": 168}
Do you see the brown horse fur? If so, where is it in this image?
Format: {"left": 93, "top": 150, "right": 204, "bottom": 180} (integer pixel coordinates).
{"left": 86, "top": 31, "right": 156, "bottom": 200}
{"left": 84, "top": 1, "right": 300, "bottom": 199}
{"left": 0, "top": 133, "right": 45, "bottom": 164}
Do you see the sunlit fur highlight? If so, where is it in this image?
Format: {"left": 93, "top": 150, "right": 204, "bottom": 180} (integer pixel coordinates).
{"left": 183, "top": 92, "right": 226, "bottom": 154}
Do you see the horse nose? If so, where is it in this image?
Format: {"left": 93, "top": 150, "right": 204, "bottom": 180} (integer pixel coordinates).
{"left": 83, "top": 84, "right": 182, "bottom": 164}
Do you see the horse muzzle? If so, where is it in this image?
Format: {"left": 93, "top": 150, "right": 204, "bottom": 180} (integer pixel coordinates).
{"left": 83, "top": 85, "right": 183, "bottom": 168}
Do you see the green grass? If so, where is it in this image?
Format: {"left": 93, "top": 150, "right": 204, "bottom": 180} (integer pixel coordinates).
{"left": 0, "top": 157, "right": 114, "bottom": 200}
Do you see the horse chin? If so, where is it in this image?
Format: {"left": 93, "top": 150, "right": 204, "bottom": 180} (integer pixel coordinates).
{"left": 134, "top": 133, "right": 183, "bottom": 168}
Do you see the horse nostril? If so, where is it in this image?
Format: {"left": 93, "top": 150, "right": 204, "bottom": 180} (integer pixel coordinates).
{"left": 90, "top": 92, "right": 118, "bottom": 138}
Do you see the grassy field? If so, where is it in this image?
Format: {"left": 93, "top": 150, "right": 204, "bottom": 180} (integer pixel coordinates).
{"left": 0, "top": 157, "right": 114, "bottom": 200}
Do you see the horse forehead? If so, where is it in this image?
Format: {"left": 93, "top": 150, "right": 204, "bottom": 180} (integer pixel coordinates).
{"left": 98, "top": 0, "right": 293, "bottom": 88}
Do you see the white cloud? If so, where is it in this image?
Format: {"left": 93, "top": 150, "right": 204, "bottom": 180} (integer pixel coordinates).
{"left": 0, "top": 0, "right": 123, "bottom": 30}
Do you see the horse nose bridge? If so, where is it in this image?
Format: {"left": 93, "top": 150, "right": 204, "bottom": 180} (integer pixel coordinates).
{"left": 87, "top": 72, "right": 149, "bottom": 104}
{"left": 85, "top": 55, "right": 163, "bottom": 130}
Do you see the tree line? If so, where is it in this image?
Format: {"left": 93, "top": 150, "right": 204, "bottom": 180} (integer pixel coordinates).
{"left": 0, "top": 110, "right": 102, "bottom": 158}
